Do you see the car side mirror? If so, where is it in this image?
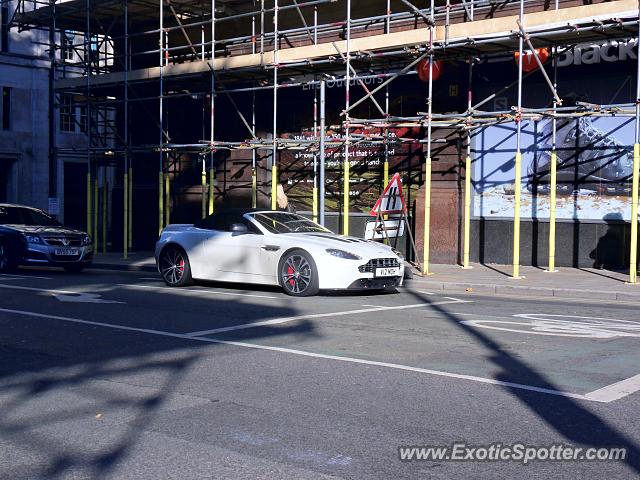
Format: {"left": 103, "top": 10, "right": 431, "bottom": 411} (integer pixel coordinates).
{"left": 230, "top": 223, "right": 249, "bottom": 236}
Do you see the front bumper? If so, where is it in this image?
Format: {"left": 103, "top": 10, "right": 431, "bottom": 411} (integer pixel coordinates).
{"left": 316, "top": 255, "right": 405, "bottom": 290}
{"left": 21, "top": 243, "right": 94, "bottom": 267}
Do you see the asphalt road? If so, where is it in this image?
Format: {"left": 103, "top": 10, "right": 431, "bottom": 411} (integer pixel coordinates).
{"left": 0, "top": 268, "right": 639, "bottom": 479}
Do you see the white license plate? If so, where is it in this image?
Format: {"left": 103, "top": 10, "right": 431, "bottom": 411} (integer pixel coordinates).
{"left": 374, "top": 267, "right": 400, "bottom": 277}
{"left": 54, "top": 248, "right": 79, "bottom": 256}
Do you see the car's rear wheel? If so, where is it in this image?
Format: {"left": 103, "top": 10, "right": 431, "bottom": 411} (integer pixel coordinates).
{"left": 279, "top": 249, "right": 319, "bottom": 297}
{"left": 0, "top": 242, "right": 17, "bottom": 273}
{"left": 160, "top": 246, "right": 193, "bottom": 287}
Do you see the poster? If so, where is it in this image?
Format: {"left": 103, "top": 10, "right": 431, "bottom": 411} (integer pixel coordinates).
{"left": 278, "top": 127, "right": 423, "bottom": 213}
{"left": 471, "top": 117, "right": 635, "bottom": 221}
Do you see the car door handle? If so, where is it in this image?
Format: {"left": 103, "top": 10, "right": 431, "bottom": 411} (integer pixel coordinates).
{"left": 261, "top": 245, "right": 280, "bottom": 251}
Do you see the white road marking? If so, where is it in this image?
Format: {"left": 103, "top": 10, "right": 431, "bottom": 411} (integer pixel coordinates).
{"left": 118, "top": 283, "right": 278, "bottom": 299}
{"left": 0, "top": 306, "right": 615, "bottom": 403}
{"left": 0, "top": 283, "right": 124, "bottom": 304}
{"left": 584, "top": 374, "right": 640, "bottom": 402}
{"left": 55, "top": 292, "right": 124, "bottom": 304}
{"left": 463, "top": 313, "right": 640, "bottom": 339}
{"left": 0, "top": 273, "right": 52, "bottom": 280}
{"left": 185, "top": 299, "right": 471, "bottom": 337}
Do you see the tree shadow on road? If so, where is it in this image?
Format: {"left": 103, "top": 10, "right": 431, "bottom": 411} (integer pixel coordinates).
{"left": 404, "top": 288, "right": 640, "bottom": 474}
{"left": 0, "top": 280, "right": 317, "bottom": 479}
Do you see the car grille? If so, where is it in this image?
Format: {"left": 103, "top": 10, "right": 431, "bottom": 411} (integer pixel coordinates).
{"left": 44, "top": 237, "right": 82, "bottom": 246}
{"left": 358, "top": 258, "right": 400, "bottom": 273}
{"left": 51, "top": 253, "right": 82, "bottom": 261}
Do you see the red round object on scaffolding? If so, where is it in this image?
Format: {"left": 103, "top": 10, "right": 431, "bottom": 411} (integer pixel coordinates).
{"left": 514, "top": 48, "right": 550, "bottom": 72}
{"left": 416, "top": 59, "right": 443, "bottom": 82}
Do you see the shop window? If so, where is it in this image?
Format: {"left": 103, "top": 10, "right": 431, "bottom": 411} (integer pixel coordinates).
{"left": 2, "top": 87, "right": 10, "bottom": 131}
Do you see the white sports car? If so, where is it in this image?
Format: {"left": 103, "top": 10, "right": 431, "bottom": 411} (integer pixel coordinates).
{"left": 155, "top": 209, "right": 404, "bottom": 296}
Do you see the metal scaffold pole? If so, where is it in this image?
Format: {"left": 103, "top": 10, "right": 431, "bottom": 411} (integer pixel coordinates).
{"left": 313, "top": 78, "right": 319, "bottom": 223}
{"left": 629, "top": 7, "right": 640, "bottom": 284}
{"left": 158, "top": 0, "right": 164, "bottom": 234}
{"left": 123, "top": 0, "right": 129, "bottom": 259}
{"left": 251, "top": 0, "right": 257, "bottom": 208}
{"left": 342, "top": 0, "right": 352, "bottom": 235}
{"left": 209, "top": 0, "right": 216, "bottom": 215}
{"left": 422, "top": 0, "right": 434, "bottom": 276}
{"left": 512, "top": 0, "right": 525, "bottom": 279}
{"left": 319, "top": 79, "right": 326, "bottom": 226}
{"left": 271, "top": 0, "right": 279, "bottom": 211}
{"left": 462, "top": 6, "right": 474, "bottom": 270}
{"left": 547, "top": 37, "right": 559, "bottom": 273}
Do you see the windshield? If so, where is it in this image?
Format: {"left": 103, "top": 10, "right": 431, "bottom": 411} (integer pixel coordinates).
{"left": 0, "top": 206, "right": 60, "bottom": 226}
{"left": 250, "top": 212, "right": 331, "bottom": 234}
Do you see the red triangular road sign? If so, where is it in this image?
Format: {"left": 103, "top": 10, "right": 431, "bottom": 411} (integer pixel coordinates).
{"left": 370, "top": 173, "right": 407, "bottom": 216}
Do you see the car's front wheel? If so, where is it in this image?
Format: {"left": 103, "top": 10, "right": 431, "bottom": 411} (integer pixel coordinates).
{"left": 279, "top": 249, "right": 319, "bottom": 297}
{"left": 0, "top": 242, "right": 17, "bottom": 273}
{"left": 160, "top": 246, "right": 193, "bottom": 287}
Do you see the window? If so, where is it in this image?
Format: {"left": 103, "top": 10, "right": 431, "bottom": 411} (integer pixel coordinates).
{"left": 59, "top": 95, "right": 75, "bottom": 132}
{"left": 1, "top": 5, "right": 9, "bottom": 53}
{"left": 195, "top": 212, "right": 262, "bottom": 234}
{"left": 2, "top": 87, "right": 10, "bottom": 131}
{"left": 79, "top": 105, "right": 87, "bottom": 133}
{"left": 61, "top": 31, "right": 74, "bottom": 62}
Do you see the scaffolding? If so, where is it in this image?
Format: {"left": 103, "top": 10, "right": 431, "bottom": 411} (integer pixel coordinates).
{"left": 4, "top": 0, "right": 640, "bottom": 279}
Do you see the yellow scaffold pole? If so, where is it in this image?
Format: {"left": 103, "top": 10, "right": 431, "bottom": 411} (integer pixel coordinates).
{"left": 86, "top": 171, "right": 92, "bottom": 237}
{"left": 548, "top": 150, "right": 557, "bottom": 272}
{"left": 209, "top": 167, "right": 215, "bottom": 215}
{"left": 102, "top": 180, "right": 107, "bottom": 254}
{"left": 252, "top": 167, "right": 257, "bottom": 209}
{"left": 343, "top": 159, "right": 350, "bottom": 235}
{"left": 462, "top": 154, "right": 472, "bottom": 268}
{"left": 128, "top": 167, "right": 133, "bottom": 250}
{"left": 93, "top": 177, "right": 98, "bottom": 252}
{"left": 201, "top": 162, "right": 207, "bottom": 219}
{"left": 312, "top": 184, "right": 318, "bottom": 223}
{"left": 423, "top": 156, "right": 432, "bottom": 275}
{"left": 512, "top": 151, "right": 522, "bottom": 278}
{"left": 123, "top": 172, "right": 129, "bottom": 259}
{"left": 271, "top": 163, "right": 278, "bottom": 210}
{"left": 158, "top": 171, "right": 164, "bottom": 234}
{"left": 164, "top": 173, "right": 171, "bottom": 226}
{"left": 630, "top": 143, "right": 639, "bottom": 284}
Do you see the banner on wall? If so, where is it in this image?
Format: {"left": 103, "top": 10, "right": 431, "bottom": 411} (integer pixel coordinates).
{"left": 471, "top": 117, "right": 635, "bottom": 221}
{"left": 278, "top": 127, "right": 423, "bottom": 213}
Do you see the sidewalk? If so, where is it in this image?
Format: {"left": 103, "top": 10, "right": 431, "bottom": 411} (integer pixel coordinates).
{"left": 90, "top": 252, "right": 640, "bottom": 303}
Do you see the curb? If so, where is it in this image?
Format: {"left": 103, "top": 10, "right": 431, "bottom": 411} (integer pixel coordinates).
{"left": 405, "top": 278, "right": 640, "bottom": 303}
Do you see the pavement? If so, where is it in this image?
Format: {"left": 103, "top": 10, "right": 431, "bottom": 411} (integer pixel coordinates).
{"left": 91, "top": 251, "right": 640, "bottom": 303}
{"left": 0, "top": 268, "right": 639, "bottom": 479}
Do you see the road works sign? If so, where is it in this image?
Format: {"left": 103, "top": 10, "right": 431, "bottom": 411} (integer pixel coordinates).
{"left": 370, "top": 173, "right": 407, "bottom": 215}
{"left": 364, "top": 219, "right": 405, "bottom": 240}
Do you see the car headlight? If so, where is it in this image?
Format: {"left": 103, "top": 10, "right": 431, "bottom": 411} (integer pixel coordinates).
{"left": 392, "top": 248, "right": 405, "bottom": 260}
{"left": 326, "top": 248, "right": 361, "bottom": 260}
{"left": 81, "top": 234, "right": 92, "bottom": 246}
{"left": 24, "top": 234, "right": 43, "bottom": 244}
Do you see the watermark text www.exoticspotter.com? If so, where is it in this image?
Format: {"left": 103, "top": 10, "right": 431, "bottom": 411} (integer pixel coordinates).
{"left": 398, "top": 443, "right": 626, "bottom": 464}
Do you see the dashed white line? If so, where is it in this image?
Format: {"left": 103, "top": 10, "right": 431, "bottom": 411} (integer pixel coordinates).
{"left": 0, "top": 306, "right": 618, "bottom": 403}
{"left": 584, "top": 374, "right": 640, "bottom": 402}
{"left": 184, "top": 300, "right": 467, "bottom": 337}
{"left": 0, "top": 273, "right": 53, "bottom": 280}
{"left": 116, "top": 283, "right": 278, "bottom": 299}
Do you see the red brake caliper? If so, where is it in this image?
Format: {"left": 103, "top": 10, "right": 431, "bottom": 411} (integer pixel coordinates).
{"left": 178, "top": 259, "right": 185, "bottom": 272}
{"left": 287, "top": 266, "right": 295, "bottom": 286}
